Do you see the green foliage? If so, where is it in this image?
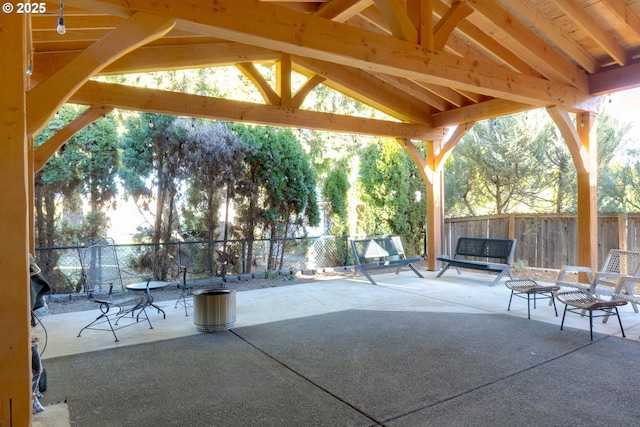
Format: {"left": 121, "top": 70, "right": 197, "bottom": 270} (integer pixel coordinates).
{"left": 34, "top": 105, "right": 120, "bottom": 290}
{"left": 180, "top": 119, "right": 249, "bottom": 242}
{"left": 358, "top": 139, "right": 426, "bottom": 252}
{"left": 232, "top": 125, "right": 320, "bottom": 270}
{"left": 34, "top": 105, "right": 120, "bottom": 244}
{"left": 444, "top": 111, "right": 635, "bottom": 217}
{"left": 120, "top": 112, "right": 188, "bottom": 279}
{"left": 596, "top": 114, "right": 635, "bottom": 212}
{"left": 445, "top": 112, "right": 566, "bottom": 216}
{"left": 322, "top": 163, "right": 350, "bottom": 235}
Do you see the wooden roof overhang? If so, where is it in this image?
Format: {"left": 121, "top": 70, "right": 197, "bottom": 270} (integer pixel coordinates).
{"left": 3, "top": 2, "right": 640, "bottom": 423}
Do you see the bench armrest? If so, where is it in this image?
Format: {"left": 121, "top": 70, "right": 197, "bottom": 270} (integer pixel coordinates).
{"left": 556, "top": 265, "right": 594, "bottom": 283}
{"left": 593, "top": 271, "right": 622, "bottom": 285}
{"left": 613, "top": 275, "right": 640, "bottom": 297}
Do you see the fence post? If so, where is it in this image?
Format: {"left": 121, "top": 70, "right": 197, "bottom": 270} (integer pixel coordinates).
{"left": 618, "top": 213, "right": 627, "bottom": 250}
{"left": 508, "top": 214, "right": 516, "bottom": 240}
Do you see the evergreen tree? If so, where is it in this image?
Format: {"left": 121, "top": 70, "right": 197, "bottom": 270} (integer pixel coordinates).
{"left": 358, "top": 139, "right": 426, "bottom": 253}
{"left": 120, "top": 112, "right": 188, "bottom": 279}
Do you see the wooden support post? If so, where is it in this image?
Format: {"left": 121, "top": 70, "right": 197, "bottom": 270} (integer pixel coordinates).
{"left": 547, "top": 106, "right": 598, "bottom": 275}
{"left": 0, "top": 12, "right": 32, "bottom": 427}
{"left": 396, "top": 137, "right": 443, "bottom": 270}
{"left": 576, "top": 112, "right": 598, "bottom": 273}
{"left": 426, "top": 163, "right": 444, "bottom": 270}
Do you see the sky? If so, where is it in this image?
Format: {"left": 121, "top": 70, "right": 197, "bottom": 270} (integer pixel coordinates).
{"left": 602, "top": 87, "right": 640, "bottom": 141}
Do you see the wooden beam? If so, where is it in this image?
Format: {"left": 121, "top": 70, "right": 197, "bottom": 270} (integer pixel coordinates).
{"left": 374, "top": 0, "right": 418, "bottom": 42}
{"left": 546, "top": 106, "right": 589, "bottom": 174}
{"left": 69, "top": 80, "right": 443, "bottom": 140}
{"left": 293, "top": 56, "right": 434, "bottom": 124}
{"left": 103, "top": 43, "right": 279, "bottom": 75}
{"left": 237, "top": 62, "right": 281, "bottom": 105}
{"left": 434, "top": 123, "right": 471, "bottom": 170}
{"left": 506, "top": 0, "right": 599, "bottom": 74}
{"left": 374, "top": 73, "right": 449, "bottom": 111}
{"left": 397, "top": 138, "right": 432, "bottom": 185}
{"left": 315, "top": 0, "right": 375, "bottom": 23}
{"left": 0, "top": 12, "right": 32, "bottom": 427}
{"left": 553, "top": 0, "right": 628, "bottom": 66}
{"left": 431, "top": 1, "right": 543, "bottom": 78}
{"left": 467, "top": 0, "right": 589, "bottom": 91}
{"left": 34, "top": 106, "right": 114, "bottom": 172}
{"left": 406, "top": 0, "right": 433, "bottom": 49}
{"left": 26, "top": 12, "right": 176, "bottom": 134}
{"left": 277, "top": 54, "right": 292, "bottom": 107}
{"left": 602, "top": 0, "right": 640, "bottom": 38}
{"left": 433, "top": 1, "right": 473, "bottom": 50}
{"left": 94, "top": 0, "right": 595, "bottom": 110}
{"left": 590, "top": 61, "right": 640, "bottom": 95}
{"left": 432, "top": 99, "right": 532, "bottom": 128}
{"left": 292, "top": 74, "right": 326, "bottom": 109}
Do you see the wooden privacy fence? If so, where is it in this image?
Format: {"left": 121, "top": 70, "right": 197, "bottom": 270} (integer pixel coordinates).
{"left": 442, "top": 213, "right": 640, "bottom": 270}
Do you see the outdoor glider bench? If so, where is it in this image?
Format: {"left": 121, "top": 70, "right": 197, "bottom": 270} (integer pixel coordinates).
{"left": 351, "top": 236, "right": 424, "bottom": 285}
{"left": 436, "top": 237, "right": 517, "bottom": 286}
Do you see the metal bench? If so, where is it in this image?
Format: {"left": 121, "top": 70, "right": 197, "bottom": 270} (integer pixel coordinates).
{"left": 436, "top": 237, "right": 517, "bottom": 286}
{"left": 350, "top": 236, "right": 424, "bottom": 285}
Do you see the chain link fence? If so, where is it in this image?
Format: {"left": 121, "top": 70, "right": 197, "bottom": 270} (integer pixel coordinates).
{"left": 34, "top": 234, "right": 425, "bottom": 295}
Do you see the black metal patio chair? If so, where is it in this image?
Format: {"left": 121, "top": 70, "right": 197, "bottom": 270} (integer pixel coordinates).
{"left": 77, "top": 237, "right": 154, "bottom": 342}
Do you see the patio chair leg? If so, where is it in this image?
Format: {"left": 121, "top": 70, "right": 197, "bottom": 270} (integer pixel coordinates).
{"left": 527, "top": 294, "right": 531, "bottom": 319}
{"left": 560, "top": 305, "right": 568, "bottom": 330}
{"left": 507, "top": 291, "right": 514, "bottom": 311}
{"left": 614, "top": 307, "right": 626, "bottom": 338}
{"left": 589, "top": 310, "right": 593, "bottom": 340}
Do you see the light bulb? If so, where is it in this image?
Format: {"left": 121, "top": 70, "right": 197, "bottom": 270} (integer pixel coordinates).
{"left": 26, "top": 65, "right": 33, "bottom": 76}
{"left": 57, "top": 16, "right": 66, "bottom": 35}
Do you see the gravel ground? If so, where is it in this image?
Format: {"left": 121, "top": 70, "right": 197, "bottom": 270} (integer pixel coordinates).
{"left": 42, "top": 267, "right": 560, "bottom": 316}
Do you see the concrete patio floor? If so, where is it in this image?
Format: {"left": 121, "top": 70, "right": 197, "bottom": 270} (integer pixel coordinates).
{"left": 33, "top": 270, "right": 640, "bottom": 426}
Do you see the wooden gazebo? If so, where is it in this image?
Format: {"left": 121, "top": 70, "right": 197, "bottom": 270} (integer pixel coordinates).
{"left": 2, "top": 1, "right": 640, "bottom": 423}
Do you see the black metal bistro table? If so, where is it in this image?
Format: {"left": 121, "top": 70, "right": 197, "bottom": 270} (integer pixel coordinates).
{"left": 125, "top": 281, "right": 170, "bottom": 319}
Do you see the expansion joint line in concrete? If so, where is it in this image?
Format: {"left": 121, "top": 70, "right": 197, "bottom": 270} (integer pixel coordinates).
{"left": 382, "top": 339, "right": 600, "bottom": 424}
{"left": 230, "top": 330, "right": 384, "bottom": 426}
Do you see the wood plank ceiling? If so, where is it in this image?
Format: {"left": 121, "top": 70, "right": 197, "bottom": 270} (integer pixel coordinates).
{"left": 27, "top": 0, "right": 640, "bottom": 139}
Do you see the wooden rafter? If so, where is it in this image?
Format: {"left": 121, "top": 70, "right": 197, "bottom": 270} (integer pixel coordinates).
{"left": 466, "top": 0, "right": 589, "bottom": 91}
{"left": 506, "top": 0, "right": 599, "bottom": 74}
{"left": 315, "top": 0, "right": 375, "bottom": 22}
{"left": 602, "top": 0, "right": 640, "bottom": 38}
{"left": 433, "top": 1, "right": 473, "bottom": 50}
{"left": 293, "top": 57, "right": 435, "bottom": 124}
{"left": 374, "top": 0, "right": 418, "bottom": 42}
{"left": 76, "top": 0, "right": 593, "bottom": 110}
{"left": 553, "top": 0, "right": 628, "bottom": 66}
{"left": 26, "top": 11, "right": 176, "bottom": 134}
